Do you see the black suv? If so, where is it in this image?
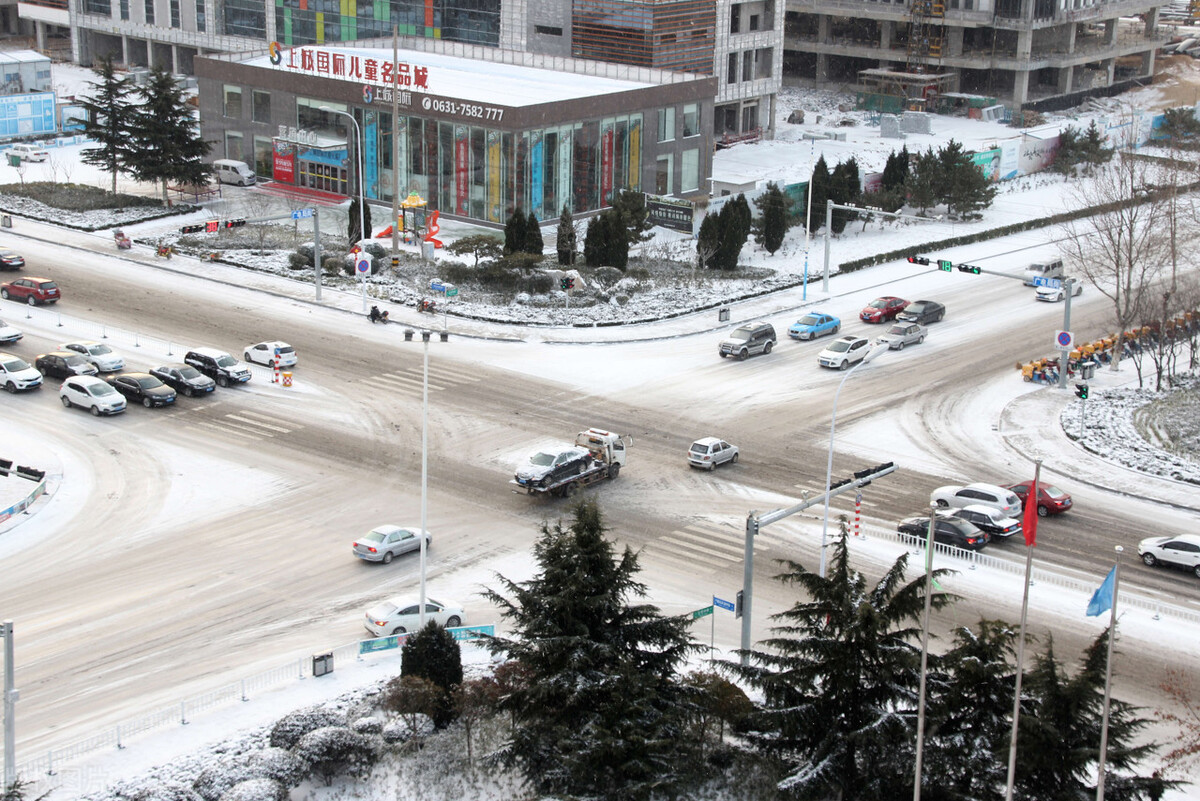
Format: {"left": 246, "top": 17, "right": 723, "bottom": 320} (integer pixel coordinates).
{"left": 183, "top": 348, "right": 251, "bottom": 387}
{"left": 719, "top": 322, "right": 777, "bottom": 360}
{"left": 35, "top": 351, "right": 99, "bottom": 379}
{"left": 150, "top": 363, "right": 217, "bottom": 396}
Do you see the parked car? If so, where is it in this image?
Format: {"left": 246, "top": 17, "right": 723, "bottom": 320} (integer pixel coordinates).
{"left": 688, "top": 437, "right": 739, "bottom": 470}
{"left": 718, "top": 322, "right": 777, "bottom": 360}
{"left": 876, "top": 322, "right": 927, "bottom": 350}
{"left": 364, "top": 595, "right": 464, "bottom": 637}
{"left": 1035, "top": 282, "right": 1082, "bottom": 302}
{"left": 0, "top": 251, "right": 24, "bottom": 271}
{"left": 61, "top": 341, "right": 125, "bottom": 372}
{"left": 951, "top": 504, "right": 1022, "bottom": 539}
{"left": 859, "top": 296, "right": 909, "bottom": 323}
{"left": 1137, "top": 534, "right": 1200, "bottom": 579}
{"left": 244, "top": 341, "right": 298, "bottom": 367}
{"left": 930, "top": 483, "right": 1023, "bottom": 518}
{"left": 59, "top": 375, "right": 126, "bottom": 416}
{"left": 9, "top": 143, "right": 49, "bottom": 162}
{"left": 184, "top": 348, "right": 251, "bottom": 387}
{"left": 106, "top": 372, "right": 177, "bottom": 408}
{"left": 1007, "top": 480, "right": 1073, "bottom": 517}
{"left": 352, "top": 524, "right": 431, "bottom": 564}
{"left": 0, "top": 352, "right": 41, "bottom": 392}
{"left": 1, "top": 276, "right": 60, "bottom": 305}
{"left": 35, "top": 351, "right": 99, "bottom": 379}
{"left": 150, "top": 363, "right": 217, "bottom": 396}
{"left": 897, "top": 300, "right": 945, "bottom": 325}
{"left": 788, "top": 312, "right": 840, "bottom": 341}
{"left": 897, "top": 514, "right": 989, "bottom": 551}
{"left": 0, "top": 318, "right": 22, "bottom": 345}
{"left": 514, "top": 445, "right": 594, "bottom": 489}
{"left": 817, "top": 335, "right": 870, "bottom": 370}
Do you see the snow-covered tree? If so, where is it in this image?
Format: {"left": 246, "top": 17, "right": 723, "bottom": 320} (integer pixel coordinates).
{"left": 938, "top": 139, "right": 997, "bottom": 220}
{"left": 804, "top": 155, "right": 830, "bottom": 234}
{"left": 908, "top": 147, "right": 940, "bottom": 215}
{"left": 555, "top": 205, "right": 576, "bottom": 265}
{"left": 753, "top": 182, "right": 791, "bottom": 255}
{"left": 126, "top": 66, "right": 211, "bottom": 202}
{"left": 78, "top": 55, "right": 137, "bottom": 195}
{"left": 727, "top": 521, "right": 953, "bottom": 800}
{"left": 401, "top": 619, "right": 463, "bottom": 728}
{"left": 291, "top": 726, "right": 376, "bottom": 786}
{"left": 523, "top": 210, "right": 543, "bottom": 256}
{"left": 268, "top": 707, "right": 345, "bottom": 749}
{"left": 503, "top": 208, "right": 526, "bottom": 254}
{"left": 482, "top": 498, "right": 702, "bottom": 800}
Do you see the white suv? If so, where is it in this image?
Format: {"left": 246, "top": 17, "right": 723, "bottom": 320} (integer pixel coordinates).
{"left": 0, "top": 352, "right": 41, "bottom": 392}
{"left": 61, "top": 341, "right": 125, "bottom": 372}
{"left": 817, "top": 335, "right": 870, "bottom": 370}
{"left": 60, "top": 375, "right": 126, "bottom": 416}
{"left": 1138, "top": 534, "right": 1200, "bottom": 580}
{"left": 930, "top": 483, "right": 1023, "bottom": 518}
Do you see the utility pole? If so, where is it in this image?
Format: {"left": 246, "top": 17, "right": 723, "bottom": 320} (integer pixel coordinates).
{"left": 391, "top": 26, "right": 400, "bottom": 269}
{"left": 2, "top": 620, "right": 16, "bottom": 793}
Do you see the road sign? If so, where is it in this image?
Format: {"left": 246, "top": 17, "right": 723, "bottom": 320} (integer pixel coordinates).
{"left": 937, "top": 259, "right": 952, "bottom": 271}
{"left": 445, "top": 287, "right": 459, "bottom": 297}
{"left": 291, "top": 208, "right": 314, "bottom": 219}
{"left": 713, "top": 596, "right": 735, "bottom": 612}
{"left": 692, "top": 606, "right": 714, "bottom": 620}
{"left": 1055, "top": 330, "right": 1074, "bottom": 350}
{"left": 430, "top": 280, "right": 445, "bottom": 293}
{"left": 1035, "top": 277, "right": 1062, "bottom": 289}
{"left": 355, "top": 257, "right": 371, "bottom": 275}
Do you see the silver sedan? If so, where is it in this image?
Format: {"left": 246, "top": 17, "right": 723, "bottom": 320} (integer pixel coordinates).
{"left": 352, "top": 525, "right": 431, "bottom": 564}
{"left": 876, "top": 322, "right": 927, "bottom": 350}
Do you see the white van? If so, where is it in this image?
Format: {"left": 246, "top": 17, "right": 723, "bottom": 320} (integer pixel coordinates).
{"left": 213, "top": 159, "right": 256, "bottom": 186}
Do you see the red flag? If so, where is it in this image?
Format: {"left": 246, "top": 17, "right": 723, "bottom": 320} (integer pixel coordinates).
{"left": 1022, "top": 474, "right": 1039, "bottom": 547}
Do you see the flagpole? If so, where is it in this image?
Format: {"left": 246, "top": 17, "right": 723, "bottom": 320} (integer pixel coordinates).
{"left": 1005, "top": 459, "right": 1041, "bottom": 801}
{"left": 1095, "top": 546, "right": 1123, "bottom": 801}
{"left": 912, "top": 505, "right": 937, "bottom": 801}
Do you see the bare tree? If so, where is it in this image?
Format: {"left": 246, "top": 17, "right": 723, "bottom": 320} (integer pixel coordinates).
{"left": 1059, "top": 152, "right": 1172, "bottom": 371}
{"left": 452, "top": 676, "right": 501, "bottom": 766}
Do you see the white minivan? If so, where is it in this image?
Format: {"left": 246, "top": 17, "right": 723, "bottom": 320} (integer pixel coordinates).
{"left": 213, "top": 159, "right": 256, "bottom": 186}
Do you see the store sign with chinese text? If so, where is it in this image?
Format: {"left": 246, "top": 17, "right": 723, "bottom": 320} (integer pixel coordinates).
{"left": 273, "top": 45, "right": 432, "bottom": 93}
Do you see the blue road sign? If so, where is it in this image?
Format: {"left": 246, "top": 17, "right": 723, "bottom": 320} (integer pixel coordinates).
{"left": 1034, "top": 277, "right": 1062, "bottom": 289}
{"left": 291, "top": 208, "right": 314, "bottom": 219}
{"left": 713, "top": 596, "right": 735, "bottom": 612}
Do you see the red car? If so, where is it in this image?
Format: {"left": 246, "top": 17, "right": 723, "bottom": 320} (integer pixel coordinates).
{"left": 1007, "top": 481, "right": 1073, "bottom": 517}
{"left": 1, "top": 276, "right": 60, "bottom": 305}
{"left": 860, "top": 296, "right": 909, "bottom": 323}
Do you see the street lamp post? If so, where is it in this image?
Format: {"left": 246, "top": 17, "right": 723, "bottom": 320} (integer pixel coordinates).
{"left": 419, "top": 329, "right": 430, "bottom": 627}
{"left": 320, "top": 106, "right": 366, "bottom": 246}
{"left": 818, "top": 343, "right": 889, "bottom": 577}
{"left": 2, "top": 620, "right": 15, "bottom": 793}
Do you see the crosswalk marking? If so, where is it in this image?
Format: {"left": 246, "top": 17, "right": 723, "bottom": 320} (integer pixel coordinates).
{"left": 360, "top": 366, "right": 481, "bottom": 394}
{"left": 225, "top": 413, "right": 291, "bottom": 433}
{"left": 194, "top": 421, "right": 261, "bottom": 440}
{"left": 362, "top": 374, "right": 447, "bottom": 392}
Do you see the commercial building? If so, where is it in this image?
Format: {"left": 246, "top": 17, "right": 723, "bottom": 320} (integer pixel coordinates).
{"left": 194, "top": 41, "right": 716, "bottom": 223}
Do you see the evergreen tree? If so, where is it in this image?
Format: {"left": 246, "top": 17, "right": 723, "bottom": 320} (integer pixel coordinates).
{"left": 401, "top": 620, "right": 464, "bottom": 729}
{"left": 446, "top": 233, "right": 503, "bottom": 267}
{"left": 806, "top": 155, "right": 830, "bottom": 234}
{"left": 753, "top": 182, "right": 790, "bottom": 255}
{"left": 482, "top": 499, "right": 702, "bottom": 801}
{"left": 583, "top": 214, "right": 602, "bottom": 266}
{"left": 713, "top": 198, "right": 747, "bottom": 271}
{"left": 1052, "top": 125, "right": 1084, "bottom": 177}
{"left": 697, "top": 211, "right": 721, "bottom": 269}
{"left": 1014, "top": 631, "right": 1159, "bottom": 800}
{"left": 828, "top": 161, "right": 853, "bottom": 235}
{"left": 938, "top": 139, "right": 997, "bottom": 220}
{"left": 601, "top": 208, "right": 630, "bottom": 270}
{"left": 78, "top": 55, "right": 137, "bottom": 195}
{"left": 727, "top": 522, "right": 954, "bottom": 800}
{"left": 504, "top": 208, "right": 527, "bottom": 255}
{"left": 126, "top": 66, "right": 211, "bottom": 202}
{"left": 523, "top": 211, "right": 543, "bottom": 256}
{"left": 611, "top": 190, "right": 654, "bottom": 243}
{"left": 347, "top": 197, "right": 372, "bottom": 245}
{"left": 555, "top": 205, "right": 576, "bottom": 265}
{"left": 881, "top": 146, "right": 910, "bottom": 194}
{"left": 908, "top": 147, "right": 941, "bottom": 214}
{"left": 923, "top": 620, "right": 1017, "bottom": 801}
{"left": 1080, "top": 120, "right": 1115, "bottom": 169}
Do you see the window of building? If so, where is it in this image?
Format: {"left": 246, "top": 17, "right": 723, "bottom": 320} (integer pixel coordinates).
{"left": 119, "top": 0, "right": 129, "bottom": 20}
{"left": 195, "top": 0, "right": 205, "bottom": 30}
{"left": 742, "top": 104, "right": 758, "bottom": 131}
{"left": 252, "top": 90, "right": 271, "bottom": 123}
{"left": 749, "top": 13, "right": 759, "bottom": 30}
{"left": 727, "top": 52, "right": 738, "bottom": 84}
{"left": 755, "top": 47, "right": 773, "bottom": 79}
{"left": 170, "top": 0, "right": 180, "bottom": 26}
{"left": 84, "top": 0, "right": 112, "bottom": 14}
{"left": 535, "top": 24, "right": 563, "bottom": 35}
{"left": 655, "top": 154, "right": 673, "bottom": 195}
{"left": 225, "top": 131, "right": 244, "bottom": 162}
{"left": 657, "top": 107, "right": 675, "bottom": 143}
{"left": 254, "top": 135, "right": 272, "bottom": 180}
{"left": 225, "top": 0, "right": 265, "bottom": 38}
{"left": 682, "top": 103, "right": 698, "bottom": 137}
{"left": 144, "top": 0, "right": 154, "bottom": 24}
{"left": 223, "top": 85, "right": 243, "bottom": 118}
{"left": 729, "top": 5, "right": 739, "bottom": 33}
{"left": 743, "top": 51, "right": 753, "bottom": 83}
{"left": 681, "top": 149, "right": 699, "bottom": 192}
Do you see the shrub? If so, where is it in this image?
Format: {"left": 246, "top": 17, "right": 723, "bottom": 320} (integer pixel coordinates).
{"left": 268, "top": 707, "right": 345, "bottom": 749}
{"left": 194, "top": 750, "right": 304, "bottom": 801}
{"left": 320, "top": 255, "right": 342, "bottom": 275}
{"left": 0, "top": 182, "right": 163, "bottom": 210}
{"left": 381, "top": 714, "right": 435, "bottom": 744}
{"left": 286, "top": 252, "right": 309, "bottom": 270}
{"left": 104, "top": 780, "right": 203, "bottom": 801}
{"left": 401, "top": 621, "right": 463, "bottom": 728}
{"left": 291, "top": 726, "right": 377, "bottom": 786}
{"left": 351, "top": 716, "right": 383, "bottom": 734}
{"left": 591, "top": 266, "right": 624, "bottom": 288}
{"left": 439, "top": 261, "right": 475, "bottom": 286}
{"left": 525, "top": 273, "right": 554, "bottom": 295}
{"left": 216, "top": 779, "right": 287, "bottom": 801}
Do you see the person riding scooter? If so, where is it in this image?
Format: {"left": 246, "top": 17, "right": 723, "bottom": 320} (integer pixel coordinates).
{"left": 418, "top": 298, "right": 437, "bottom": 314}
{"left": 368, "top": 305, "right": 389, "bottom": 324}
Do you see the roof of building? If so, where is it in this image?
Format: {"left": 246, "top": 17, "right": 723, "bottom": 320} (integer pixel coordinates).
{"left": 0, "top": 50, "right": 50, "bottom": 65}
{"left": 241, "top": 44, "right": 664, "bottom": 108}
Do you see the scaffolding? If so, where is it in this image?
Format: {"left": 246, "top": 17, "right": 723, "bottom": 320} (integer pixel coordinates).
{"left": 906, "top": 0, "right": 947, "bottom": 73}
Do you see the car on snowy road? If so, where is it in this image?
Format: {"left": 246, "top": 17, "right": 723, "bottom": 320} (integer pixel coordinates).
{"left": 352, "top": 525, "right": 431, "bottom": 564}
{"left": 243, "top": 341, "right": 297, "bottom": 367}
{"left": 876, "top": 322, "right": 927, "bottom": 350}
{"left": 514, "top": 445, "right": 594, "bottom": 489}
{"left": 0, "top": 353, "right": 41, "bottom": 392}
{"left": 817, "top": 335, "right": 870, "bottom": 370}
{"left": 1007, "top": 481, "right": 1072, "bottom": 516}
{"left": 364, "top": 595, "right": 464, "bottom": 637}
{"left": 688, "top": 437, "right": 739, "bottom": 470}
{"left": 0, "top": 251, "right": 25, "bottom": 271}
{"left": 859, "top": 296, "right": 908, "bottom": 323}
{"left": 950, "top": 505, "right": 1022, "bottom": 539}
{"left": 1137, "top": 534, "right": 1200, "bottom": 579}
{"left": 1035, "top": 281, "right": 1082, "bottom": 302}
{"left": 930, "top": 483, "right": 1023, "bottom": 518}
{"left": 896, "top": 300, "right": 945, "bottom": 325}
{"left": 788, "top": 312, "right": 840, "bottom": 341}
{"left": 59, "top": 375, "right": 126, "bottom": 416}
{"left": 106, "top": 372, "right": 177, "bottom": 408}
{"left": 1, "top": 276, "right": 59, "bottom": 305}
{"left": 35, "top": 351, "right": 99, "bottom": 379}
{"left": 61, "top": 341, "right": 125, "bottom": 372}
{"left": 150, "top": 363, "right": 217, "bottom": 396}
{"left": 897, "top": 514, "right": 989, "bottom": 551}
{"left": 0, "top": 318, "right": 22, "bottom": 345}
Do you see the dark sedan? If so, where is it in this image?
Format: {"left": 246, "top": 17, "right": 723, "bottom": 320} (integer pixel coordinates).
{"left": 150, "top": 363, "right": 216, "bottom": 396}
{"left": 897, "top": 514, "right": 990, "bottom": 551}
{"left": 107, "top": 372, "right": 177, "bottom": 407}
{"left": 35, "top": 351, "right": 98, "bottom": 379}
{"left": 897, "top": 299, "right": 946, "bottom": 325}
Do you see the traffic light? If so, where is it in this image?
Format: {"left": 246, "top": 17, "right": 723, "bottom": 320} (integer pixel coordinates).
{"left": 15, "top": 465, "right": 44, "bottom": 482}
{"left": 566, "top": 277, "right": 575, "bottom": 290}
{"left": 223, "top": 218, "right": 247, "bottom": 229}
{"left": 907, "top": 255, "right": 930, "bottom": 265}
{"left": 560, "top": 277, "right": 570, "bottom": 290}
{"left": 938, "top": 260, "right": 952, "bottom": 272}
{"left": 1075, "top": 383, "right": 1089, "bottom": 400}
{"left": 735, "top": 590, "right": 744, "bottom": 619}
{"left": 956, "top": 264, "right": 981, "bottom": 275}
{"left": 180, "top": 223, "right": 208, "bottom": 234}
{"left": 0, "top": 458, "right": 10, "bottom": 477}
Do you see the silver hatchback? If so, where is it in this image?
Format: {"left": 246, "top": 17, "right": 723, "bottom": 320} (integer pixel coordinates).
{"left": 688, "top": 437, "right": 739, "bottom": 470}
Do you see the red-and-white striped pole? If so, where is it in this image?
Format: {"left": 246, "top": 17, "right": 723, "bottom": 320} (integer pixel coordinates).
{"left": 272, "top": 350, "right": 280, "bottom": 384}
{"left": 854, "top": 490, "right": 862, "bottom": 537}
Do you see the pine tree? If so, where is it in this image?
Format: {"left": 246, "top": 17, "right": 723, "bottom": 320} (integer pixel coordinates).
{"left": 753, "top": 182, "right": 790, "bottom": 255}
{"left": 727, "top": 522, "right": 954, "bottom": 800}
{"left": 601, "top": 208, "right": 629, "bottom": 270}
{"left": 611, "top": 189, "right": 654, "bottom": 243}
{"left": 1053, "top": 125, "right": 1084, "bottom": 177}
{"left": 126, "top": 65, "right": 211, "bottom": 202}
{"left": 555, "top": 205, "right": 575, "bottom": 265}
{"left": 1081, "top": 120, "right": 1114, "bottom": 170}
{"left": 523, "top": 211, "right": 543, "bottom": 256}
{"left": 482, "top": 499, "right": 701, "bottom": 801}
{"left": 881, "top": 147, "right": 909, "bottom": 194}
{"left": 908, "top": 147, "right": 941, "bottom": 214}
{"left": 504, "top": 208, "right": 527, "bottom": 255}
{"left": 806, "top": 155, "right": 830, "bottom": 234}
{"left": 939, "top": 139, "right": 997, "bottom": 220}
{"left": 828, "top": 161, "right": 852, "bottom": 235}
{"left": 347, "top": 198, "right": 372, "bottom": 245}
{"left": 401, "top": 620, "right": 464, "bottom": 729}
{"left": 78, "top": 55, "right": 137, "bottom": 195}
{"left": 697, "top": 211, "right": 721, "bottom": 269}
{"left": 583, "top": 214, "right": 602, "bottom": 266}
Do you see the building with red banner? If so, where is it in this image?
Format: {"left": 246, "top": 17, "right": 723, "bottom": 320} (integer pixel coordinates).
{"left": 195, "top": 40, "right": 716, "bottom": 225}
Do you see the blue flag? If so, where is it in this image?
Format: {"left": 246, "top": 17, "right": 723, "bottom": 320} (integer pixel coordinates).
{"left": 1087, "top": 566, "right": 1117, "bottom": 617}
